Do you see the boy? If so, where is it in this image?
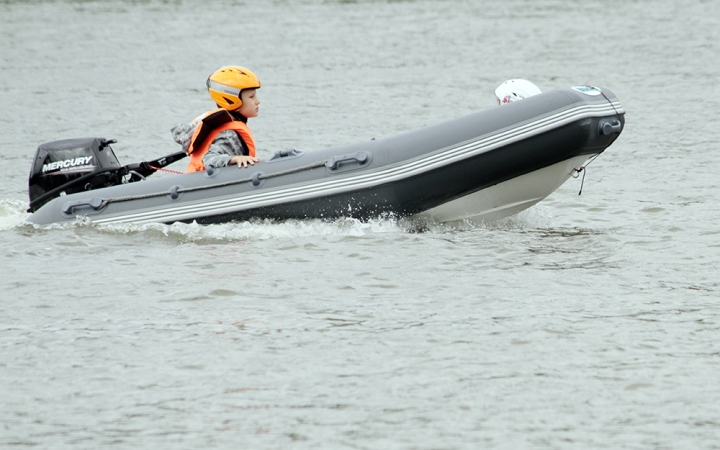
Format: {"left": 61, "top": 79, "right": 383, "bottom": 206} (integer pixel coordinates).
{"left": 172, "top": 66, "right": 262, "bottom": 172}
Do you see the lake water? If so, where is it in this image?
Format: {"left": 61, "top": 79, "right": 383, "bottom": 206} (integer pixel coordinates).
{"left": 2, "top": 0, "right": 719, "bottom": 448}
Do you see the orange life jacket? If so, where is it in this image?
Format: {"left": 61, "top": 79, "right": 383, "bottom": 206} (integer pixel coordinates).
{"left": 185, "top": 109, "right": 256, "bottom": 173}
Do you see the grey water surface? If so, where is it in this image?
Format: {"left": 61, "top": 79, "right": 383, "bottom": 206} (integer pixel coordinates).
{"left": 1, "top": 0, "right": 719, "bottom": 448}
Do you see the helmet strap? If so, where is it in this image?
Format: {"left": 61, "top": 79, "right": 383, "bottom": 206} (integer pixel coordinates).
{"left": 230, "top": 110, "right": 248, "bottom": 123}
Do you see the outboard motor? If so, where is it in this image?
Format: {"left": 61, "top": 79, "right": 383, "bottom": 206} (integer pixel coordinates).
{"left": 28, "top": 137, "right": 123, "bottom": 213}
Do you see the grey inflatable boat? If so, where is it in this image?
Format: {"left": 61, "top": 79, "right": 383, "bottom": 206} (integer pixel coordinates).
{"left": 26, "top": 86, "right": 624, "bottom": 226}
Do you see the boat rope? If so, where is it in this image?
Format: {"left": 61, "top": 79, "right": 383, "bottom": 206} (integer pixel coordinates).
{"left": 98, "top": 159, "right": 328, "bottom": 209}
{"left": 601, "top": 90, "right": 622, "bottom": 117}
{"left": 149, "top": 165, "right": 185, "bottom": 175}
{"left": 571, "top": 91, "right": 622, "bottom": 196}
{"left": 571, "top": 154, "right": 600, "bottom": 196}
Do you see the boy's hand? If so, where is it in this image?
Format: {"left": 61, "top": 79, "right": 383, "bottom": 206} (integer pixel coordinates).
{"left": 230, "top": 155, "right": 260, "bottom": 168}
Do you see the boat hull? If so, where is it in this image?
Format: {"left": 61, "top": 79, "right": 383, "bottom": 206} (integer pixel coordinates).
{"left": 27, "top": 86, "right": 624, "bottom": 226}
{"left": 420, "top": 154, "right": 592, "bottom": 223}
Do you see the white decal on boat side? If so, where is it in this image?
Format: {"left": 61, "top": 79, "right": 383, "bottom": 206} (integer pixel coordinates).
{"left": 42, "top": 156, "right": 94, "bottom": 173}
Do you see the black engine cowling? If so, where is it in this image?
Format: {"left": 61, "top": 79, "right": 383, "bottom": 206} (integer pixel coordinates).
{"left": 28, "top": 138, "right": 123, "bottom": 213}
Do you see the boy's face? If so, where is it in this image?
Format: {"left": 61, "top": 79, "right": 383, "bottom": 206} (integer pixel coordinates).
{"left": 238, "top": 89, "right": 260, "bottom": 118}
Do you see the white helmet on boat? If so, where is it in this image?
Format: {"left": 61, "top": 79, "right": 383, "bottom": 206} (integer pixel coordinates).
{"left": 494, "top": 79, "right": 542, "bottom": 104}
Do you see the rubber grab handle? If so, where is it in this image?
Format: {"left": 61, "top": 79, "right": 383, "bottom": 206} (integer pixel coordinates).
{"left": 599, "top": 119, "right": 622, "bottom": 136}
{"left": 276, "top": 148, "right": 300, "bottom": 157}
{"left": 326, "top": 152, "right": 369, "bottom": 170}
{"left": 62, "top": 197, "right": 104, "bottom": 215}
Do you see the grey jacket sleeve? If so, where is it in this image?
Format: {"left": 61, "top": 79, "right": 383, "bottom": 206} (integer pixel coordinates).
{"left": 170, "top": 121, "right": 197, "bottom": 153}
{"left": 202, "top": 130, "right": 247, "bottom": 168}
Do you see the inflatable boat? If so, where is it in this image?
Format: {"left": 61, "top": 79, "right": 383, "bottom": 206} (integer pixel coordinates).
{"left": 26, "top": 85, "right": 624, "bottom": 226}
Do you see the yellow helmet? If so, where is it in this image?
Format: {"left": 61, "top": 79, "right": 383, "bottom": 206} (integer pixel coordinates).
{"left": 206, "top": 66, "right": 261, "bottom": 111}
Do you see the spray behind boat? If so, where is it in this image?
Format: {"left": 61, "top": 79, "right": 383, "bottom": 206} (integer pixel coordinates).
{"left": 27, "top": 137, "right": 186, "bottom": 213}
